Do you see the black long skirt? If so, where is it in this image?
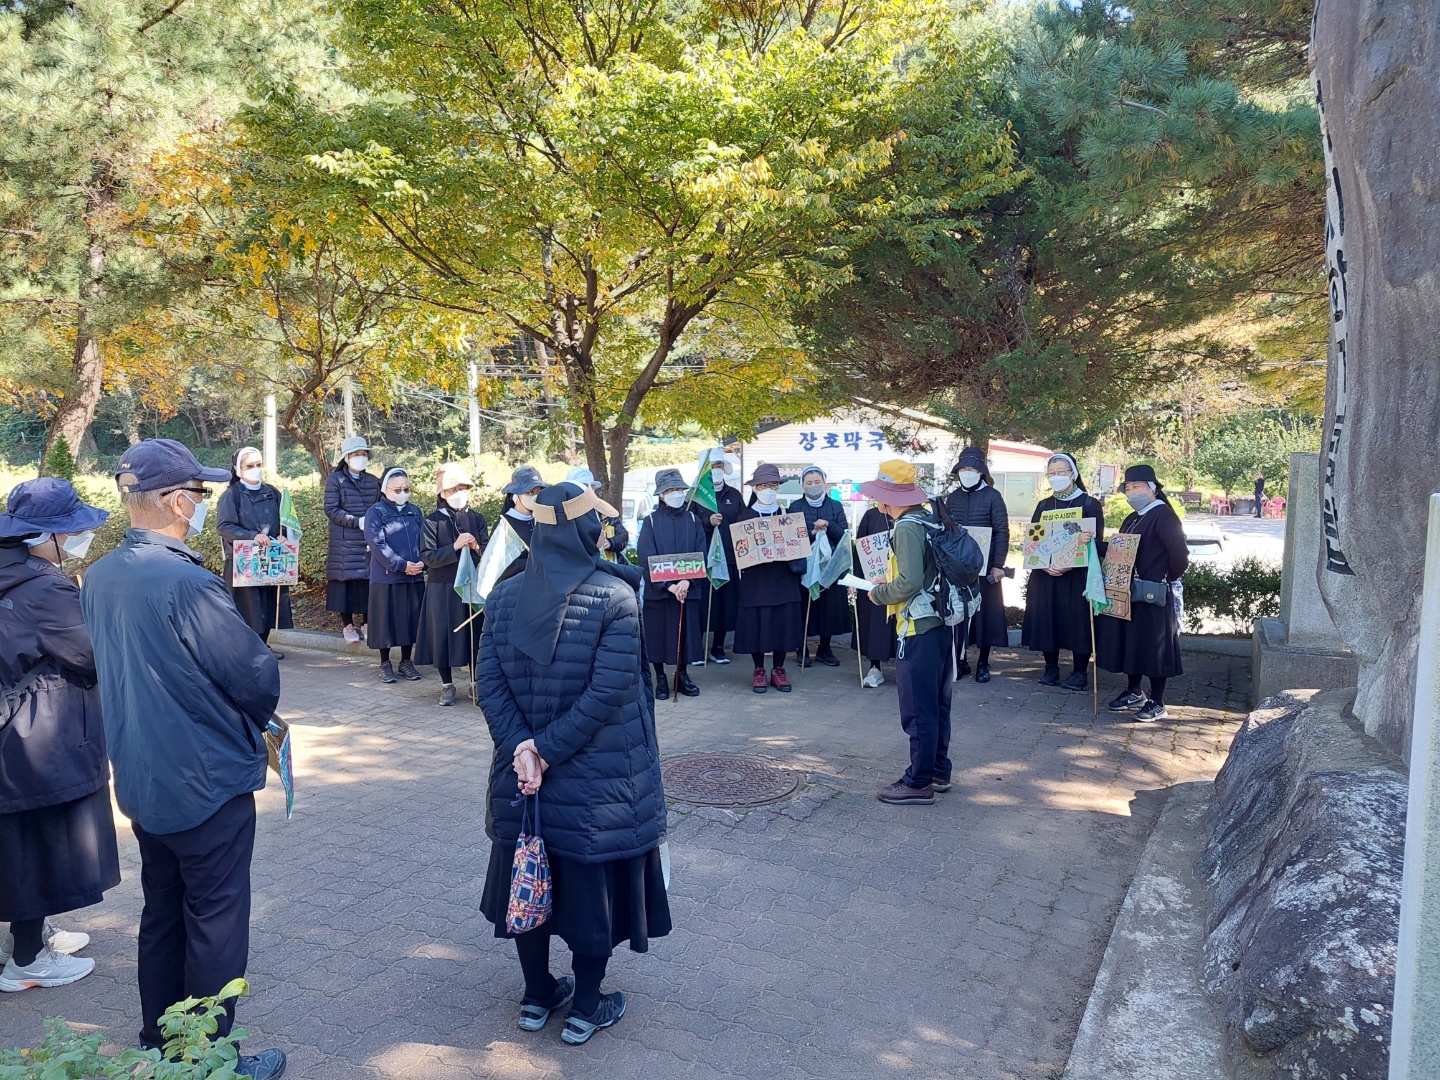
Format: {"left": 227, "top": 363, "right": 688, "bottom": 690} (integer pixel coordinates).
{"left": 805, "top": 583, "right": 850, "bottom": 639}
{"left": 480, "top": 843, "right": 672, "bottom": 956}
{"left": 733, "top": 601, "right": 804, "bottom": 657}
{"left": 1021, "top": 568, "right": 1093, "bottom": 655}
{"left": 367, "top": 580, "right": 425, "bottom": 650}
{"left": 415, "top": 581, "right": 478, "bottom": 670}
{"left": 226, "top": 582, "right": 293, "bottom": 637}
{"left": 326, "top": 578, "right": 370, "bottom": 617}
{"left": 856, "top": 592, "right": 895, "bottom": 664}
{"left": 0, "top": 786, "right": 121, "bottom": 922}
{"left": 1095, "top": 600, "right": 1185, "bottom": 679}
{"left": 644, "top": 592, "right": 706, "bottom": 667}
{"left": 961, "top": 578, "right": 1008, "bottom": 649}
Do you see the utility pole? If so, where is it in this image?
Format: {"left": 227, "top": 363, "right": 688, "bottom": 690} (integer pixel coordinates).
{"left": 467, "top": 359, "right": 482, "bottom": 479}
{"left": 343, "top": 378, "right": 355, "bottom": 438}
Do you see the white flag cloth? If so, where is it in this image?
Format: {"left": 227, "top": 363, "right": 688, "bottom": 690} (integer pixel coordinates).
{"left": 472, "top": 517, "right": 527, "bottom": 608}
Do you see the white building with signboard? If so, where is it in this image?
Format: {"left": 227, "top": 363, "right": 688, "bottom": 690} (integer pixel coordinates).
{"left": 737, "top": 406, "right": 1053, "bottom": 527}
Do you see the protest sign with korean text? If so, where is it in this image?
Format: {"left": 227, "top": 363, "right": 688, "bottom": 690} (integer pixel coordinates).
{"left": 855, "top": 531, "right": 891, "bottom": 583}
{"left": 648, "top": 552, "right": 708, "bottom": 583}
{"left": 1022, "top": 511, "right": 1095, "bottom": 571}
{"left": 1099, "top": 533, "right": 1141, "bottom": 621}
{"left": 232, "top": 536, "right": 300, "bottom": 587}
{"left": 729, "top": 514, "right": 812, "bottom": 571}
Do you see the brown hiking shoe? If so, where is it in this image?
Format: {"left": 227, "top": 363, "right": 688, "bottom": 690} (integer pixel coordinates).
{"left": 877, "top": 780, "right": 935, "bottom": 805}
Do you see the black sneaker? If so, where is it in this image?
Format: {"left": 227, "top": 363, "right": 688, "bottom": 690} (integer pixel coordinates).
{"left": 562, "top": 991, "right": 626, "bottom": 1045}
{"left": 1038, "top": 667, "right": 1061, "bottom": 687}
{"left": 398, "top": 659, "right": 422, "bottom": 681}
{"left": 439, "top": 683, "right": 456, "bottom": 707}
{"left": 237, "top": 1049, "right": 287, "bottom": 1079}
{"left": 709, "top": 650, "right": 731, "bottom": 665}
{"left": 1062, "top": 671, "right": 1088, "bottom": 693}
{"left": 814, "top": 650, "right": 841, "bottom": 667}
{"left": 1135, "top": 700, "right": 1170, "bottom": 722}
{"left": 379, "top": 661, "right": 398, "bottom": 684}
{"left": 518, "top": 976, "right": 574, "bottom": 1031}
{"left": 1108, "top": 691, "right": 1145, "bottom": 712}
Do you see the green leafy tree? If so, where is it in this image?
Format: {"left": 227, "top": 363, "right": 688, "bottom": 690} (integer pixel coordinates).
{"left": 1194, "top": 414, "right": 1319, "bottom": 495}
{"left": 0, "top": 0, "right": 333, "bottom": 469}
{"left": 42, "top": 432, "right": 77, "bottom": 481}
{"left": 249, "top": 0, "right": 1020, "bottom": 495}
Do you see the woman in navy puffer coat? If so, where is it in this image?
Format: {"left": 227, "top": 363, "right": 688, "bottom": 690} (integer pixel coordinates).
{"left": 477, "top": 481, "right": 669, "bottom": 1046}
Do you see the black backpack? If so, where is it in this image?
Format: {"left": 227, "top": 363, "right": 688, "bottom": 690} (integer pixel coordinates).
{"left": 908, "top": 499, "right": 985, "bottom": 626}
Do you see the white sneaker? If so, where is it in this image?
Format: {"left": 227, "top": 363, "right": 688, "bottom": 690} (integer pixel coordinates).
{"left": 0, "top": 922, "right": 87, "bottom": 966}
{"left": 343, "top": 624, "right": 361, "bottom": 644}
{"left": 44, "top": 920, "right": 89, "bottom": 955}
{"left": 0, "top": 947, "right": 95, "bottom": 991}
{"left": 863, "top": 666, "right": 885, "bottom": 688}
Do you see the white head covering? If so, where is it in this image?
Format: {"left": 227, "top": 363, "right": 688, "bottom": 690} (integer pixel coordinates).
{"left": 1047, "top": 453, "right": 1080, "bottom": 481}
{"left": 380, "top": 467, "right": 408, "bottom": 493}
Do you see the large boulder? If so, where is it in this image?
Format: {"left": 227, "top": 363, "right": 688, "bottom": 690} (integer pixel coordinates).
{"left": 1199, "top": 690, "right": 1403, "bottom": 1078}
{"left": 1311, "top": 0, "right": 1440, "bottom": 760}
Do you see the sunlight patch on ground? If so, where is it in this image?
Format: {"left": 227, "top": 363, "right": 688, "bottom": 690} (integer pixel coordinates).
{"left": 367, "top": 1040, "right": 559, "bottom": 1080}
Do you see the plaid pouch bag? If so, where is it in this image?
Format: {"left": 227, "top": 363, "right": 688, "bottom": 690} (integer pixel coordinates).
{"left": 507, "top": 794, "right": 552, "bottom": 934}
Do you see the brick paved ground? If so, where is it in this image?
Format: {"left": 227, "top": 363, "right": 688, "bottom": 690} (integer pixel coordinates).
{"left": 0, "top": 642, "right": 1249, "bottom": 1079}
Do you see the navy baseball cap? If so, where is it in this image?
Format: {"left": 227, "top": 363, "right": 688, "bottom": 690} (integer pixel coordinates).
{"left": 115, "top": 438, "right": 232, "bottom": 494}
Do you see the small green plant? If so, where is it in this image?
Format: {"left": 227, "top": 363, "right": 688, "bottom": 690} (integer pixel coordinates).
{"left": 1181, "top": 556, "right": 1282, "bottom": 634}
{"left": 0, "top": 979, "right": 250, "bottom": 1079}
{"left": 44, "top": 435, "right": 77, "bottom": 482}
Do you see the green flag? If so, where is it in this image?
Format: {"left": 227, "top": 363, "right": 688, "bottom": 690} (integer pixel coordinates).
{"left": 705, "top": 526, "right": 730, "bottom": 589}
{"left": 278, "top": 489, "right": 302, "bottom": 539}
{"left": 685, "top": 468, "right": 719, "bottom": 515}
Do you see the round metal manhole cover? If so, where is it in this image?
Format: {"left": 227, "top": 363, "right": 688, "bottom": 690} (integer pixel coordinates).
{"left": 663, "top": 754, "right": 801, "bottom": 807}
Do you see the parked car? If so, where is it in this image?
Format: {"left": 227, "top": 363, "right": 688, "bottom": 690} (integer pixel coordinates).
{"left": 1183, "top": 520, "right": 1230, "bottom": 564}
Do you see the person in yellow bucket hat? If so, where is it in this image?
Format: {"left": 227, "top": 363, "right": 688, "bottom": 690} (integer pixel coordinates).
{"left": 859, "top": 460, "right": 952, "bottom": 806}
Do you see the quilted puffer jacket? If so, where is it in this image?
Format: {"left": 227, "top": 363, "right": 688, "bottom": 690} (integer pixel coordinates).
{"left": 324, "top": 466, "right": 381, "bottom": 581}
{"left": 478, "top": 568, "right": 666, "bottom": 863}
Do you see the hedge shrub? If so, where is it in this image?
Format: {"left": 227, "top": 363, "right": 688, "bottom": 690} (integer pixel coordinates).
{"left": 1181, "top": 556, "right": 1281, "bottom": 634}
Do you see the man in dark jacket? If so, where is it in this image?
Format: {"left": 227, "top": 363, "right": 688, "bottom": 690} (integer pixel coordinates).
{"left": 323, "top": 435, "right": 381, "bottom": 643}
{"left": 81, "top": 439, "right": 286, "bottom": 1080}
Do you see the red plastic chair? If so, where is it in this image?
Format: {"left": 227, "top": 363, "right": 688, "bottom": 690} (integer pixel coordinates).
{"left": 1264, "top": 497, "right": 1286, "bottom": 519}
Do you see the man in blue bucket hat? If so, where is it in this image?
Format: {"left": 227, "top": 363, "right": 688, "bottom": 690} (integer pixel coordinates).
{"left": 0, "top": 478, "right": 120, "bottom": 994}
{"left": 81, "top": 439, "right": 287, "bottom": 1079}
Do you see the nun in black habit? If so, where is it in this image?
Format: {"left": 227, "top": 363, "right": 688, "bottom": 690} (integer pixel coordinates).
{"left": 493, "top": 465, "right": 544, "bottom": 586}
{"left": 698, "top": 449, "right": 744, "bottom": 663}
{"left": 415, "top": 462, "right": 490, "bottom": 706}
{"left": 943, "top": 447, "right": 1010, "bottom": 682}
{"left": 1095, "top": 465, "right": 1189, "bottom": 723}
{"left": 1020, "top": 452, "right": 1105, "bottom": 691}
{"left": 636, "top": 468, "right": 708, "bottom": 699}
{"left": 214, "top": 446, "right": 293, "bottom": 655}
{"left": 852, "top": 503, "right": 895, "bottom": 687}
{"left": 732, "top": 463, "right": 806, "bottom": 693}
{"left": 789, "top": 465, "right": 849, "bottom": 667}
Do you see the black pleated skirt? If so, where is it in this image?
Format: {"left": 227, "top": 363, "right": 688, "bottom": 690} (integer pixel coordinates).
{"left": 367, "top": 580, "right": 425, "bottom": 650}
{"left": 707, "top": 580, "right": 739, "bottom": 639}
{"left": 732, "top": 601, "right": 804, "bottom": 656}
{"left": 0, "top": 786, "right": 121, "bottom": 922}
{"left": 480, "top": 843, "right": 672, "bottom": 956}
{"left": 1021, "top": 568, "right": 1094, "bottom": 655}
{"left": 962, "top": 578, "right": 1009, "bottom": 649}
{"left": 326, "top": 579, "right": 370, "bottom": 616}
{"left": 644, "top": 594, "right": 706, "bottom": 667}
{"left": 856, "top": 593, "right": 896, "bottom": 664}
{"left": 1095, "top": 600, "right": 1185, "bottom": 679}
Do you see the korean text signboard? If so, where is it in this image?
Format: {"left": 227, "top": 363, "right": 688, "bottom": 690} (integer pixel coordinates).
{"left": 729, "top": 514, "right": 812, "bottom": 571}
{"left": 647, "top": 552, "right": 707, "bottom": 582}
{"left": 232, "top": 537, "right": 300, "bottom": 587}
{"left": 855, "top": 532, "right": 891, "bottom": 583}
{"left": 1100, "top": 533, "right": 1140, "bottom": 621}
{"left": 1022, "top": 509, "right": 1095, "bottom": 571}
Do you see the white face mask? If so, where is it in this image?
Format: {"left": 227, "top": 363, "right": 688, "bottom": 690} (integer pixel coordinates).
{"left": 513, "top": 492, "right": 537, "bottom": 516}
{"left": 347, "top": 455, "right": 368, "bottom": 472}
{"left": 241, "top": 466, "right": 263, "bottom": 485}
{"left": 61, "top": 531, "right": 96, "bottom": 560}
{"left": 663, "top": 490, "right": 686, "bottom": 509}
{"left": 1047, "top": 474, "right": 1073, "bottom": 492}
{"left": 755, "top": 488, "right": 778, "bottom": 506}
{"left": 388, "top": 490, "right": 410, "bottom": 506}
{"left": 445, "top": 491, "right": 470, "bottom": 510}
{"left": 177, "top": 492, "right": 207, "bottom": 538}
{"left": 23, "top": 532, "right": 53, "bottom": 549}
{"left": 957, "top": 469, "right": 981, "bottom": 489}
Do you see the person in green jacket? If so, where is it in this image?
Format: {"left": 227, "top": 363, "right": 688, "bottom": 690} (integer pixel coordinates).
{"left": 861, "top": 460, "right": 952, "bottom": 807}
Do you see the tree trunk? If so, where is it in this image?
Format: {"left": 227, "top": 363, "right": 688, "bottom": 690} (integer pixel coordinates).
{"left": 43, "top": 181, "right": 111, "bottom": 474}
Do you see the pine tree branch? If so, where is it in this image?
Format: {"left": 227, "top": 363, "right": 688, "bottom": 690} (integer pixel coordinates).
{"left": 1116, "top": 98, "right": 1169, "bottom": 119}
{"left": 138, "top": 0, "right": 191, "bottom": 34}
